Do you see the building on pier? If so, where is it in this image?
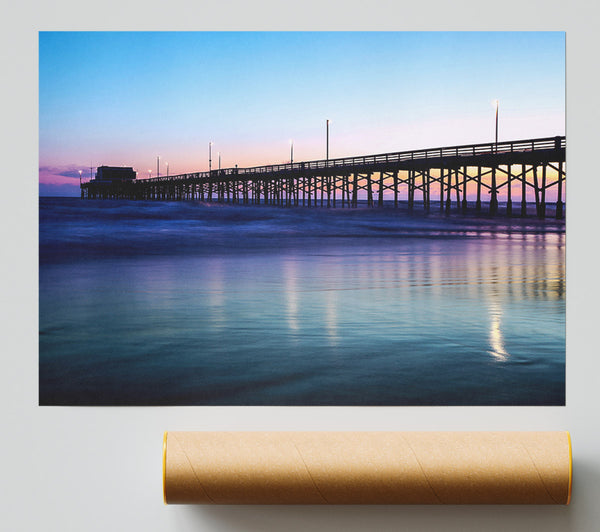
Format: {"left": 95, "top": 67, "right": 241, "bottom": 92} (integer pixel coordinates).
{"left": 94, "top": 166, "right": 136, "bottom": 183}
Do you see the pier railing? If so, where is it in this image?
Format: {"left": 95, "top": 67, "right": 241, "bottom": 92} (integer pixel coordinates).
{"left": 139, "top": 136, "right": 564, "bottom": 183}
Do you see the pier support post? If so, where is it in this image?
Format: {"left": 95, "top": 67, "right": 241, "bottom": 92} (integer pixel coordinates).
{"left": 332, "top": 175, "right": 336, "bottom": 208}
{"left": 422, "top": 171, "right": 427, "bottom": 210}
{"left": 302, "top": 176, "right": 306, "bottom": 206}
{"left": 533, "top": 165, "right": 541, "bottom": 218}
{"left": 476, "top": 167, "right": 482, "bottom": 213}
{"left": 490, "top": 166, "right": 498, "bottom": 216}
{"left": 541, "top": 164, "right": 547, "bottom": 219}
{"left": 347, "top": 174, "right": 351, "bottom": 207}
{"left": 506, "top": 165, "right": 513, "bottom": 216}
{"left": 445, "top": 169, "right": 451, "bottom": 213}
{"left": 461, "top": 166, "right": 468, "bottom": 213}
{"left": 423, "top": 168, "right": 431, "bottom": 211}
{"left": 408, "top": 170, "right": 414, "bottom": 210}
{"left": 521, "top": 164, "right": 527, "bottom": 216}
{"left": 320, "top": 176, "right": 324, "bottom": 207}
{"left": 454, "top": 168, "right": 461, "bottom": 211}
{"left": 440, "top": 169, "right": 445, "bottom": 212}
{"left": 556, "top": 161, "right": 564, "bottom": 219}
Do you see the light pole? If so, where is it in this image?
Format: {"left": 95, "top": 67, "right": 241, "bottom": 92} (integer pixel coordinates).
{"left": 209, "top": 142, "right": 213, "bottom": 173}
{"left": 166, "top": 162, "right": 169, "bottom": 177}
{"left": 157, "top": 155, "right": 160, "bottom": 178}
{"left": 79, "top": 169, "right": 82, "bottom": 186}
{"left": 148, "top": 169, "right": 152, "bottom": 179}
{"left": 290, "top": 140, "right": 294, "bottom": 165}
{"left": 490, "top": 99, "right": 499, "bottom": 215}
{"left": 218, "top": 152, "right": 221, "bottom": 171}
{"left": 326, "top": 119, "right": 330, "bottom": 163}
{"left": 493, "top": 99, "right": 499, "bottom": 152}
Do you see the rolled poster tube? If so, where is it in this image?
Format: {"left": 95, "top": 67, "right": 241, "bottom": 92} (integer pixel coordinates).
{"left": 163, "top": 431, "right": 572, "bottom": 504}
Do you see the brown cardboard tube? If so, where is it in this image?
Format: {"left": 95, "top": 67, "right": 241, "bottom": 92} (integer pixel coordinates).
{"left": 163, "top": 431, "right": 572, "bottom": 505}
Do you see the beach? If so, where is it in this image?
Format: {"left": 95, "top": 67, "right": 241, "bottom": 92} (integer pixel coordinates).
{"left": 39, "top": 198, "right": 565, "bottom": 405}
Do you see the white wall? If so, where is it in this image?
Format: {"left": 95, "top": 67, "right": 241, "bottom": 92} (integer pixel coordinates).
{"left": 3, "top": 1, "right": 600, "bottom": 530}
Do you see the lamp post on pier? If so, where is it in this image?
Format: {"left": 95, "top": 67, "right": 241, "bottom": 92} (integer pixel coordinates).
{"left": 493, "top": 99, "right": 499, "bottom": 153}
{"left": 290, "top": 140, "right": 294, "bottom": 165}
{"left": 326, "top": 119, "right": 330, "bottom": 164}
{"left": 490, "top": 99, "right": 499, "bottom": 215}
{"left": 79, "top": 169, "right": 82, "bottom": 186}
{"left": 209, "top": 142, "right": 213, "bottom": 174}
{"left": 157, "top": 155, "right": 160, "bottom": 178}
{"left": 166, "top": 162, "right": 169, "bottom": 177}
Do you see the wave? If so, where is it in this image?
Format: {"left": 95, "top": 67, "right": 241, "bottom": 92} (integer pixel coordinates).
{"left": 39, "top": 197, "right": 565, "bottom": 263}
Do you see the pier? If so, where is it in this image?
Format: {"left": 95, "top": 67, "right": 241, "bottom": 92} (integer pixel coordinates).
{"left": 81, "top": 136, "right": 566, "bottom": 218}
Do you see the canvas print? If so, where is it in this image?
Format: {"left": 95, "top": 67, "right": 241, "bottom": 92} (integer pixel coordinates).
{"left": 39, "top": 32, "right": 565, "bottom": 405}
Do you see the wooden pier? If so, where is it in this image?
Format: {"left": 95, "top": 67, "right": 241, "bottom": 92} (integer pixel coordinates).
{"left": 81, "top": 136, "right": 566, "bottom": 218}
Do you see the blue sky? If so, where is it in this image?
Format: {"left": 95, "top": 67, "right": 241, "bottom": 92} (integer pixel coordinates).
{"left": 39, "top": 31, "right": 565, "bottom": 195}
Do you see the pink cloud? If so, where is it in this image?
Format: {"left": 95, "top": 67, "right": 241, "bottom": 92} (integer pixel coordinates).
{"left": 39, "top": 165, "right": 89, "bottom": 186}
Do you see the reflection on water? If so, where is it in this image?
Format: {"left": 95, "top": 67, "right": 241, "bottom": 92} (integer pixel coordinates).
{"left": 487, "top": 298, "right": 509, "bottom": 362}
{"left": 205, "top": 259, "right": 225, "bottom": 331}
{"left": 324, "top": 288, "right": 339, "bottom": 347}
{"left": 39, "top": 205, "right": 565, "bottom": 406}
{"left": 284, "top": 259, "right": 299, "bottom": 334}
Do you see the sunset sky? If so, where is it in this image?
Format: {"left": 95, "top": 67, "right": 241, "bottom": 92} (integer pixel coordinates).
{"left": 39, "top": 31, "right": 565, "bottom": 196}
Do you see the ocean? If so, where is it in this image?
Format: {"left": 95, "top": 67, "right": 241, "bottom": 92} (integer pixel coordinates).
{"left": 39, "top": 197, "right": 565, "bottom": 405}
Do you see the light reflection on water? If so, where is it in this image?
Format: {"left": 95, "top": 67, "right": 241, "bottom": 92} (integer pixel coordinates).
{"left": 284, "top": 259, "right": 299, "bottom": 335}
{"left": 39, "top": 231, "right": 564, "bottom": 406}
{"left": 324, "top": 287, "right": 340, "bottom": 347}
{"left": 487, "top": 298, "right": 510, "bottom": 362}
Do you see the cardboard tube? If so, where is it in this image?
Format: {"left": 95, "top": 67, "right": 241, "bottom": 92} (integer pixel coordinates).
{"left": 163, "top": 431, "right": 572, "bottom": 505}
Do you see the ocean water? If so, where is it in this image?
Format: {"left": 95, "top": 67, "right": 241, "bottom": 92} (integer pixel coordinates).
{"left": 39, "top": 197, "right": 565, "bottom": 405}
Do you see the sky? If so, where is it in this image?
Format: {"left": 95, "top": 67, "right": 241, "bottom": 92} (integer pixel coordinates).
{"left": 39, "top": 31, "right": 565, "bottom": 197}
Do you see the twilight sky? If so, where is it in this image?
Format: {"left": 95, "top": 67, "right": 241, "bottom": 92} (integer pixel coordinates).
{"left": 39, "top": 31, "right": 565, "bottom": 196}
